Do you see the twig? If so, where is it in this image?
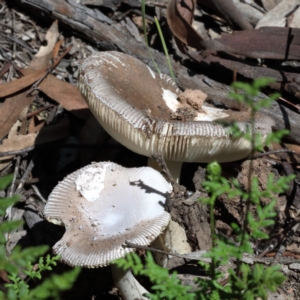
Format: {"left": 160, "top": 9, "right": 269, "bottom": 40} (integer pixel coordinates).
{"left": 15, "top": 159, "right": 34, "bottom": 194}
{"left": 31, "top": 184, "right": 47, "bottom": 203}
{"left": 26, "top": 105, "right": 54, "bottom": 118}
{"left": 0, "top": 32, "right": 36, "bottom": 53}
{"left": 151, "top": 153, "right": 176, "bottom": 184}
{"left": 257, "top": 215, "right": 300, "bottom": 259}
{"left": 0, "top": 147, "right": 34, "bottom": 157}
{"left": 251, "top": 149, "right": 300, "bottom": 159}
{"left": 29, "top": 44, "right": 73, "bottom": 91}
{"left": 278, "top": 96, "right": 300, "bottom": 112}
{"left": 8, "top": 156, "right": 21, "bottom": 198}
{"left": 125, "top": 241, "right": 186, "bottom": 259}
{"left": 0, "top": 143, "right": 101, "bottom": 158}
{"left": 11, "top": 9, "right": 16, "bottom": 58}
{"left": 271, "top": 222, "right": 300, "bottom": 266}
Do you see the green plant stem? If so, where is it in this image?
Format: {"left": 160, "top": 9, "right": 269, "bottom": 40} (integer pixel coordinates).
{"left": 236, "top": 106, "right": 255, "bottom": 274}
{"left": 154, "top": 16, "right": 176, "bottom": 82}
{"left": 141, "top": 0, "right": 161, "bottom": 74}
{"left": 210, "top": 195, "right": 217, "bottom": 280}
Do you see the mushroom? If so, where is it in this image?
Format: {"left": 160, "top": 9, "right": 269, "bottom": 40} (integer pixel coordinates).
{"left": 44, "top": 161, "right": 171, "bottom": 299}
{"left": 78, "top": 51, "right": 275, "bottom": 183}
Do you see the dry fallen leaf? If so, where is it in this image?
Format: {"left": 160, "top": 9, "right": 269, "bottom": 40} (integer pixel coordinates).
{"left": 28, "top": 116, "right": 46, "bottom": 134}
{"left": 30, "top": 20, "right": 59, "bottom": 70}
{"left": 288, "top": 7, "right": 300, "bottom": 28}
{"left": 0, "top": 117, "right": 70, "bottom": 157}
{"left": 0, "top": 68, "right": 46, "bottom": 98}
{"left": 0, "top": 21, "right": 60, "bottom": 140}
{"left": 261, "top": 0, "right": 284, "bottom": 11}
{"left": 167, "top": 0, "right": 203, "bottom": 51}
{"left": 0, "top": 91, "right": 35, "bottom": 140}
{"left": 0, "top": 134, "right": 38, "bottom": 154}
{"left": 38, "top": 74, "right": 89, "bottom": 119}
{"left": 0, "top": 270, "right": 10, "bottom": 284}
{"left": 256, "top": 0, "right": 300, "bottom": 28}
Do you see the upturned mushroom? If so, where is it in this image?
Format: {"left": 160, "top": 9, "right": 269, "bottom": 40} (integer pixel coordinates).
{"left": 44, "top": 161, "right": 171, "bottom": 299}
{"left": 78, "top": 51, "right": 275, "bottom": 183}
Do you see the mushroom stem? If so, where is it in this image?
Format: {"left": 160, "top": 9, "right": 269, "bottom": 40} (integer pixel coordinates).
{"left": 152, "top": 220, "right": 191, "bottom": 267}
{"left": 111, "top": 264, "right": 149, "bottom": 300}
{"left": 148, "top": 158, "right": 183, "bottom": 183}
{"left": 147, "top": 158, "right": 191, "bottom": 267}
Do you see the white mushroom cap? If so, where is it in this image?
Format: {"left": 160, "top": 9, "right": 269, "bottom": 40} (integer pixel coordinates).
{"left": 78, "top": 51, "right": 275, "bottom": 163}
{"left": 44, "top": 162, "right": 171, "bottom": 267}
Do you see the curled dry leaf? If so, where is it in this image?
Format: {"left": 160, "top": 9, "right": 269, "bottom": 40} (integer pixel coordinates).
{"left": 166, "top": 0, "right": 203, "bottom": 51}
{"left": 30, "top": 20, "right": 59, "bottom": 70}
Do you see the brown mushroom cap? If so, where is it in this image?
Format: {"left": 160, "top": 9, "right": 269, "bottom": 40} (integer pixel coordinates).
{"left": 44, "top": 162, "right": 171, "bottom": 267}
{"left": 78, "top": 51, "right": 275, "bottom": 163}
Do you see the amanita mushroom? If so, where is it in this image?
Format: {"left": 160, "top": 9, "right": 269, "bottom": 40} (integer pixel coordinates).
{"left": 78, "top": 51, "right": 275, "bottom": 183}
{"left": 44, "top": 161, "right": 171, "bottom": 299}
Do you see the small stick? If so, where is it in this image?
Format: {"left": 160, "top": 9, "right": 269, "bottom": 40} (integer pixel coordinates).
{"left": 8, "top": 156, "right": 21, "bottom": 198}
{"left": 0, "top": 147, "right": 34, "bottom": 157}
{"left": 15, "top": 159, "right": 34, "bottom": 194}
{"left": 28, "top": 44, "right": 74, "bottom": 92}
{"left": 151, "top": 154, "right": 176, "bottom": 184}
{"left": 26, "top": 105, "right": 54, "bottom": 118}
{"left": 251, "top": 149, "right": 300, "bottom": 159}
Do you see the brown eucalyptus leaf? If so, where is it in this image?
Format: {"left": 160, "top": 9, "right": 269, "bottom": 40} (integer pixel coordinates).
{"left": 38, "top": 75, "right": 89, "bottom": 119}
{"left": 30, "top": 20, "right": 59, "bottom": 70}
{"left": 0, "top": 117, "right": 69, "bottom": 155}
{"left": 167, "top": 0, "right": 203, "bottom": 50}
{"left": 0, "top": 68, "right": 46, "bottom": 98}
{"left": 0, "top": 91, "right": 35, "bottom": 140}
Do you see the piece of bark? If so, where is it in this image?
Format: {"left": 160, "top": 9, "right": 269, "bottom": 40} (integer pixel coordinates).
{"left": 201, "top": 55, "right": 300, "bottom": 101}
{"left": 214, "top": 27, "right": 300, "bottom": 60}
{"left": 10, "top": 0, "right": 300, "bottom": 145}
{"left": 202, "top": 55, "right": 300, "bottom": 84}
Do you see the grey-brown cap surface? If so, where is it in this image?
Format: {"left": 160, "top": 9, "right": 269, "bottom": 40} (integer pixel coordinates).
{"left": 44, "top": 162, "right": 171, "bottom": 267}
{"left": 78, "top": 51, "right": 275, "bottom": 163}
